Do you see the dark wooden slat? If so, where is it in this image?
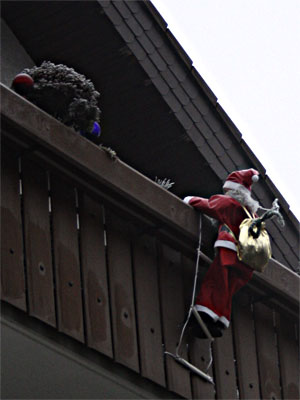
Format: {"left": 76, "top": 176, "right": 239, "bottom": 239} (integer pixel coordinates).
{"left": 132, "top": 234, "right": 166, "bottom": 387}
{"left": 105, "top": 211, "right": 139, "bottom": 373}
{"left": 254, "top": 303, "right": 282, "bottom": 400}
{"left": 276, "top": 313, "right": 299, "bottom": 400}
{"left": 251, "top": 259, "right": 300, "bottom": 311}
{"left": 78, "top": 193, "right": 112, "bottom": 358}
{"left": 21, "top": 158, "right": 56, "bottom": 326}
{"left": 50, "top": 176, "right": 84, "bottom": 342}
{"left": 1, "top": 145, "right": 26, "bottom": 310}
{"left": 212, "top": 326, "right": 238, "bottom": 399}
{"left": 189, "top": 339, "right": 215, "bottom": 399}
{"left": 232, "top": 291, "right": 260, "bottom": 399}
{"left": 158, "top": 244, "right": 192, "bottom": 399}
{"left": 182, "top": 255, "right": 215, "bottom": 399}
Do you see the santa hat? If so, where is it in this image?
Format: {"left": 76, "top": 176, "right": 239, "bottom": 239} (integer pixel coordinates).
{"left": 223, "top": 168, "right": 259, "bottom": 192}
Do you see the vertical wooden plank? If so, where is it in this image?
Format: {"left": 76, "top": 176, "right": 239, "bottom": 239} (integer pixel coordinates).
{"left": 132, "top": 234, "right": 166, "bottom": 387}
{"left": 232, "top": 291, "right": 260, "bottom": 399}
{"left": 78, "top": 193, "right": 113, "bottom": 358}
{"left": 254, "top": 303, "right": 282, "bottom": 400}
{"left": 189, "top": 339, "right": 215, "bottom": 399}
{"left": 51, "top": 176, "right": 84, "bottom": 342}
{"left": 182, "top": 256, "right": 215, "bottom": 399}
{"left": 1, "top": 145, "right": 26, "bottom": 310}
{"left": 276, "top": 313, "right": 299, "bottom": 400}
{"left": 105, "top": 210, "right": 139, "bottom": 373}
{"left": 21, "top": 158, "right": 56, "bottom": 326}
{"left": 212, "top": 326, "right": 238, "bottom": 399}
{"left": 158, "top": 243, "right": 192, "bottom": 399}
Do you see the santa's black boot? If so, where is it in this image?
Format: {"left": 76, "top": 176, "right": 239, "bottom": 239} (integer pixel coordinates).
{"left": 188, "top": 309, "right": 224, "bottom": 339}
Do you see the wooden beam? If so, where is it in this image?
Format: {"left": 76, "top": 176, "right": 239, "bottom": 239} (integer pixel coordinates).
{"left": 1, "top": 85, "right": 199, "bottom": 237}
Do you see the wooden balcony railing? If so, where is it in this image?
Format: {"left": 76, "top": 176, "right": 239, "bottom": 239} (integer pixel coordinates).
{"left": 1, "top": 84, "right": 299, "bottom": 399}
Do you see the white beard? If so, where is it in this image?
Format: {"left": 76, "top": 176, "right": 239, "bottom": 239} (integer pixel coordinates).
{"left": 226, "top": 187, "right": 260, "bottom": 214}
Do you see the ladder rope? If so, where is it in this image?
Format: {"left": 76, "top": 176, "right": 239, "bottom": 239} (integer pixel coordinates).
{"left": 165, "top": 213, "right": 214, "bottom": 376}
{"left": 165, "top": 214, "right": 214, "bottom": 385}
{"left": 175, "top": 213, "right": 203, "bottom": 358}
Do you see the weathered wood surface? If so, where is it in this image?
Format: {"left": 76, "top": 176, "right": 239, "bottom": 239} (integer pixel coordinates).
{"left": 254, "top": 303, "right": 282, "bottom": 400}
{"left": 158, "top": 244, "right": 192, "bottom": 398}
{"left": 105, "top": 211, "right": 140, "bottom": 373}
{"left": 1, "top": 144, "right": 26, "bottom": 310}
{"left": 252, "top": 258, "right": 300, "bottom": 311}
{"left": 21, "top": 158, "right": 56, "bottom": 326}
{"left": 276, "top": 312, "right": 300, "bottom": 400}
{"left": 132, "top": 234, "right": 166, "bottom": 386}
{"left": 182, "top": 255, "right": 215, "bottom": 399}
{"left": 78, "top": 193, "right": 113, "bottom": 357}
{"left": 50, "top": 176, "right": 84, "bottom": 342}
{"left": 212, "top": 327, "right": 238, "bottom": 400}
{"left": 189, "top": 339, "right": 215, "bottom": 399}
{"left": 232, "top": 292, "right": 260, "bottom": 399}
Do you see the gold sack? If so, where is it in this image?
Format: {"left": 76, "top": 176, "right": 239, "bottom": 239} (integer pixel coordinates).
{"left": 237, "top": 219, "right": 272, "bottom": 272}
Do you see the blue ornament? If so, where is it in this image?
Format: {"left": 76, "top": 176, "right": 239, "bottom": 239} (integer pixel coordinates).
{"left": 80, "top": 121, "right": 101, "bottom": 139}
{"left": 91, "top": 121, "right": 101, "bottom": 137}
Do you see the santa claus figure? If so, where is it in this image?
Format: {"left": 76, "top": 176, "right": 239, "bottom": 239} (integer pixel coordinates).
{"left": 184, "top": 168, "right": 260, "bottom": 338}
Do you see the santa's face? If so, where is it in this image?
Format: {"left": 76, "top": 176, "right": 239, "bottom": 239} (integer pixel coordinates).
{"left": 224, "top": 186, "right": 260, "bottom": 214}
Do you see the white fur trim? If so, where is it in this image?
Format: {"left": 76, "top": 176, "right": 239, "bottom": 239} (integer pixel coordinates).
{"left": 195, "top": 305, "right": 230, "bottom": 328}
{"left": 219, "top": 316, "right": 230, "bottom": 328}
{"left": 183, "top": 196, "right": 194, "bottom": 204}
{"left": 223, "top": 180, "right": 245, "bottom": 191}
{"left": 194, "top": 305, "right": 219, "bottom": 322}
{"left": 214, "top": 240, "right": 237, "bottom": 252}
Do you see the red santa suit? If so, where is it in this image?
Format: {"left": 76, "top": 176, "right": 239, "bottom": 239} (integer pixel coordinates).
{"left": 184, "top": 169, "right": 259, "bottom": 328}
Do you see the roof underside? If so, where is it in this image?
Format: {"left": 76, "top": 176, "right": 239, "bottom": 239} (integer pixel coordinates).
{"left": 1, "top": 0, "right": 299, "bottom": 271}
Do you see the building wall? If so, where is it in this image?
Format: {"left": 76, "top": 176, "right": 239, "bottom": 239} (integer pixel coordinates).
{"left": 1, "top": 19, "right": 34, "bottom": 87}
{"left": 1, "top": 311, "right": 173, "bottom": 399}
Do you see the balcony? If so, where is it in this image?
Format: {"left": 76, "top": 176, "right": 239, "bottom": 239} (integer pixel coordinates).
{"left": 1, "top": 84, "right": 299, "bottom": 399}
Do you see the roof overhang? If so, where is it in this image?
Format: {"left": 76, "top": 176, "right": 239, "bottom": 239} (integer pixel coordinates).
{"left": 1, "top": 0, "right": 299, "bottom": 272}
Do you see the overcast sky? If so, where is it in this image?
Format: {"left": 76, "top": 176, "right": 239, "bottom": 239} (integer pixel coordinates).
{"left": 151, "top": 0, "right": 300, "bottom": 221}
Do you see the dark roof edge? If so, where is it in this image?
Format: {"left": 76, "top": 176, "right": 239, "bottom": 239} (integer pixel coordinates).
{"left": 143, "top": 0, "right": 218, "bottom": 104}
{"left": 142, "top": 0, "right": 168, "bottom": 30}
{"left": 191, "top": 67, "right": 218, "bottom": 105}
{"left": 166, "top": 29, "right": 193, "bottom": 68}
{"left": 215, "top": 103, "right": 242, "bottom": 142}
